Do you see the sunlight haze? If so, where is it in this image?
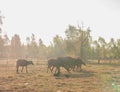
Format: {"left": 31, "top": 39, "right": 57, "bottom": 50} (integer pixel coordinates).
{"left": 0, "top": 0, "right": 120, "bottom": 45}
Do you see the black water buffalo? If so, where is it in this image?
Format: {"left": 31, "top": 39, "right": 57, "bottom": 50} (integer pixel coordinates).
{"left": 16, "top": 59, "right": 34, "bottom": 73}
{"left": 47, "top": 59, "right": 59, "bottom": 73}
{"left": 57, "top": 57, "right": 75, "bottom": 72}
{"left": 72, "top": 58, "right": 86, "bottom": 72}
{"left": 57, "top": 57, "right": 86, "bottom": 72}
{"left": 47, "top": 58, "right": 71, "bottom": 75}
{"left": 47, "top": 57, "right": 86, "bottom": 76}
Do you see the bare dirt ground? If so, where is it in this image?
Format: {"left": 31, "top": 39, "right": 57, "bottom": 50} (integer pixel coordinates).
{"left": 0, "top": 59, "right": 120, "bottom": 92}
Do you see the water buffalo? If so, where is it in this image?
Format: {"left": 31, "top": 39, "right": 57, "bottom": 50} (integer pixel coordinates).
{"left": 57, "top": 57, "right": 75, "bottom": 72}
{"left": 73, "top": 58, "right": 86, "bottom": 72}
{"left": 55, "top": 57, "right": 86, "bottom": 73}
{"left": 47, "top": 57, "right": 86, "bottom": 76}
{"left": 16, "top": 59, "right": 34, "bottom": 73}
{"left": 58, "top": 57, "right": 86, "bottom": 72}
{"left": 47, "top": 58, "right": 71, "bottom": 75}
{"left": 47, "top": 59, "right": 59, "bottom": 73}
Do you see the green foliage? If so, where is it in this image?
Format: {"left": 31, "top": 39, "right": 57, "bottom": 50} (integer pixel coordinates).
{"left": 47, "top": 35, "right": 65, "bottom": 58}
{"left": 64, "top": 25, "right": 91, "bottom": 59}
{"left": 1, "top": 19, "right": 120, "bottom": 62}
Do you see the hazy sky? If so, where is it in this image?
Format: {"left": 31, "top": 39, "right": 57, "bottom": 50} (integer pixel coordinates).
{"left": 0, "top": 0, "right": 120, "bottom": 45}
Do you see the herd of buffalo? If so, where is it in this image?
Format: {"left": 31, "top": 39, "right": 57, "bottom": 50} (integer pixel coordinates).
{"left": 16, "top": 57, "right": 86, "bottom": 76}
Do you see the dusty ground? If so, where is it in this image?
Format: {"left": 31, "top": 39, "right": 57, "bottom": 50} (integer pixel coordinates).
{"left": 0, "top": 60, "right": 120, "bottom": 92}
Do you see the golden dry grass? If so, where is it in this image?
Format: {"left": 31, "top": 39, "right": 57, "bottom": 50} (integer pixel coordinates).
{"left": 0, "top": 59, "right": 120, "bottom": 92}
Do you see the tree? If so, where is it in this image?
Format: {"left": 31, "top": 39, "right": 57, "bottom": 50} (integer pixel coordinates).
{"left": 93, "top": 40, "right": 100, "bottom": 63}
{"left": 76, "top": 26, "right": 91, "bottom": 59}
{"left": 47, "top": 42, "right": 55, "bottom": 58}
{"left": 93, "top": 40, "right": 100, "bottom": 56}
{"left": 108, "top": 38, "right": 119, "bottom": 59}
{"left": 0, "top": 36, "right": 4, "bottom": 58}
{"left": 10, "top": 34, "right": 22, "bottom": 58}
{"left": 65, "top": 24, "right": 91, "bottom": 60}
{"left": 28, "top": 33, "right": 38, "bottom": 59}
{"left": 53, "top": 35, "right": 65, "bottom": 57}
{"left": 26, "top": 37, "right": 30, "bottom": 45}
{"left": 64, "top": 39, "right": 77, "bottom": 56}
{"left": 25, "top": 37, "right": 31, "bottom": 58}
{"left": 65, "top": 25, "right": 77, "bottom": 40}
{"left": 98, "top": 37, "right": 106, "bottom": 59}
{"left": 3, "top": 34, "right": 10, "bottom": 58}
{"left": 0, "top": 11, "right": 4, "bottom": 33}
{"left": 116, "top": 39, "right": 120, "bottom": 58}
{"left": 38, "top": 38, "right": 47, "bottom": 59}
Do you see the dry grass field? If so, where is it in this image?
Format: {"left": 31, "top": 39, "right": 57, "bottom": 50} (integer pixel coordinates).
{"left": 0, "top": 59, "right": 120, "bottom": 92}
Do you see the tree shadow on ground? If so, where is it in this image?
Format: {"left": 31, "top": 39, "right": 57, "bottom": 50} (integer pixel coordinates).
{"left": 69, "top": 70, "right": 96, "bottom": 78}
{"left": 54, "top": 69, "right": 96, "bottom": 79}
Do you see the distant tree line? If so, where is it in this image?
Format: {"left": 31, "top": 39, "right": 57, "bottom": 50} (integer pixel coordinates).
{"left": 0, "top": 25, "right": 120, "bottom": 61}
{"left": 1, "top": 13, "right": 120, "bottom": 62}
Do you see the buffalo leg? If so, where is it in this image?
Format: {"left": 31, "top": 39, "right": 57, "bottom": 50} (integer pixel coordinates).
{"left": 21, "top": 66, "right": 24, "bottom": 72}
{"left": 56, "top": 67, "right": 60, "bottom": 75}
{"left": 26, "top": 66, "right": 28, "bottom": 73}
{"left": 16, "top": 66, "right": 19, "bottom": 74}
{"left": 50, "top": 66, "right": 55, "bottom": 73}
{"left": 77, "top": 65, "right": 82, "bottom": 72}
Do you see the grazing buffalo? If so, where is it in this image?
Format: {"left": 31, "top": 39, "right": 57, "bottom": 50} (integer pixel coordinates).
{"left": 16, "top": 59, "right": 34, "bottom": 73}
{"left": 47, "top": 57, "right": 86, "bottom": 76}
{"left": 47, "top": 59, "right": 58, "bottom": 73}
{"left": 57, "top": 57, "right": 86, "bottom": 72}
{"left": 57, "top": 57, "right": 75, "bottom": 72}
{"left": 47, "top": 58, "right": 71, "bottom": 75}
{"left": 73, "top": 58, "right": 86, "bottom": 72}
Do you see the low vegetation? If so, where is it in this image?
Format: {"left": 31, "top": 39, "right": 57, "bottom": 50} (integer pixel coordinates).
{"left": 0, "top": 59, "right": 120, "bottom": 92}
